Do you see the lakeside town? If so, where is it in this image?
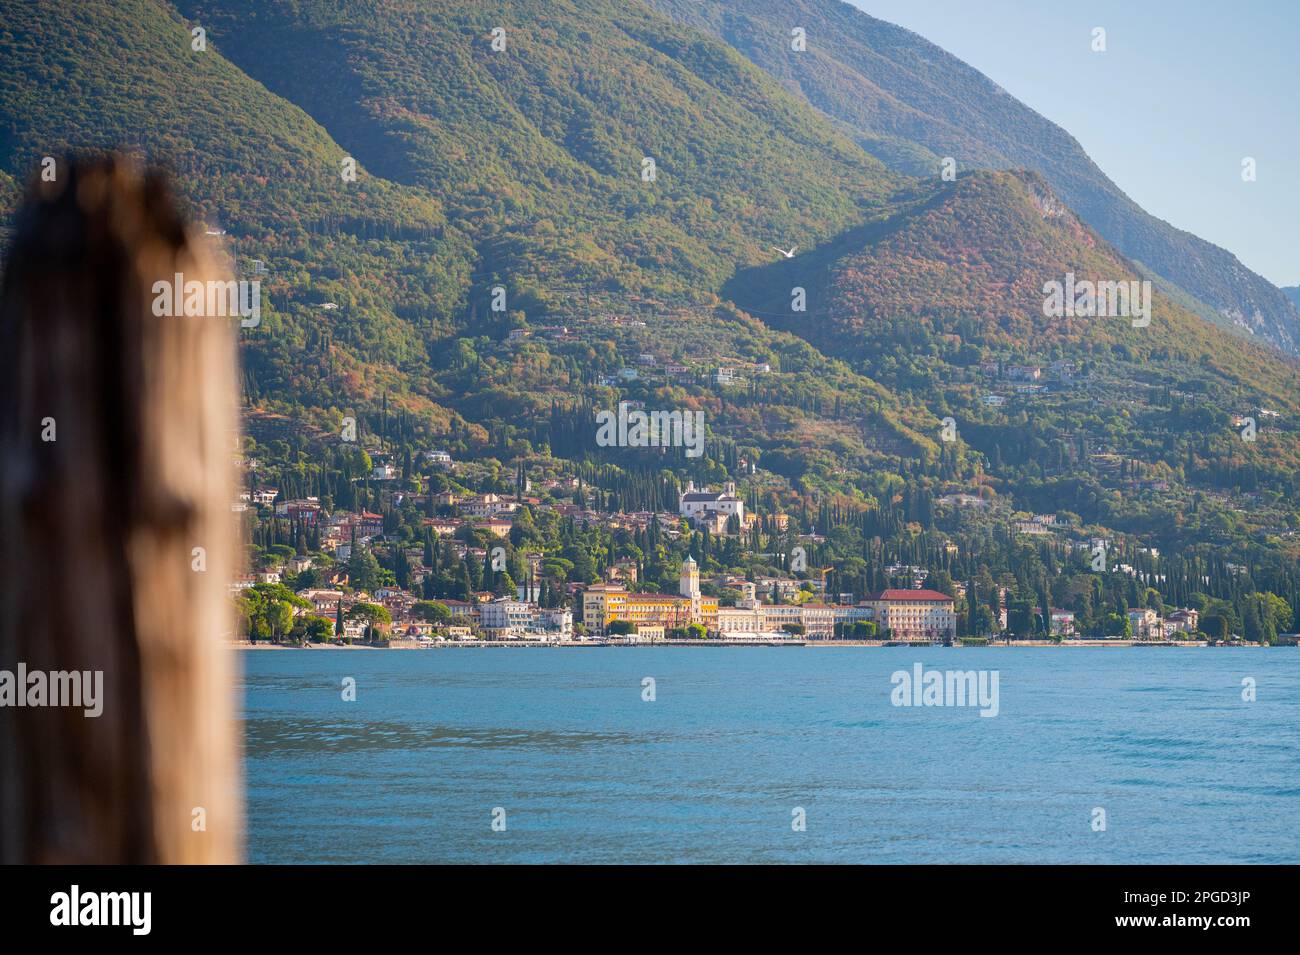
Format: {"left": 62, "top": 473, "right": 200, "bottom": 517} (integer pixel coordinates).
{"left": 229, "top": 445, "right": 1271, "bottom": 649}
{"left": 212, "top": 280, "right": 1300, "bottom": 655}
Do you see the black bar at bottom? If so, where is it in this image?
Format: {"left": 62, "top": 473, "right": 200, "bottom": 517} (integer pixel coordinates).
{"left": 0, "top": 864, "right": 1279, "bottom": 941}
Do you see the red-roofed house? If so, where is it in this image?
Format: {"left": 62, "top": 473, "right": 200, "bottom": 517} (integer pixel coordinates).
{"left": 357, "top": 511, "right": 385, "bottom": 538}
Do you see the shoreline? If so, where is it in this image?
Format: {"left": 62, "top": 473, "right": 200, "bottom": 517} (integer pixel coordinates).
{"left": 229, "top": 639, "right": 1279, "bottom": 650}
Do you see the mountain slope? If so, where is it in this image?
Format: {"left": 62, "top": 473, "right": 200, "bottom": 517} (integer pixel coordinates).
{"left": 173, "top": 0, "right": 901, "bottom": 303}
{"left": 729, "top": 170, "right": 1298, "bottom": 401}
{"left": 0, "top": 0, "right": 954, "bottom": 490}
{"left": 0, "top": 0, "right": 455, "bottom": 240}
{"left": 728, "top": 170, "right": 1300, "bottom": 505}
{"left": 642, "top": 0, "right": 1300, "bottom": 356}
{"left": 2, "top": 0, "right": 1298, "bottom": 542}
{"left": 0, "top": 0, "right": 480, "bottom": 422}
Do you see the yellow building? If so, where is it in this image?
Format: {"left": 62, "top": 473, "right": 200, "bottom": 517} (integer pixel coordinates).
{"left": 582, "top": 557, "right": 717, "bottom": 635}
{"left": 582, "top": 584, "right": 630, "bottom": 634}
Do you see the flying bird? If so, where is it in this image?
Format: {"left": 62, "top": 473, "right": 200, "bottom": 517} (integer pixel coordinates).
{"left": 773, "top": 245, "right": 797, "bottom": 258}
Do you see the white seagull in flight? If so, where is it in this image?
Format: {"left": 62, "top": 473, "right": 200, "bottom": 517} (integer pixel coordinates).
{"left": 773, "top": 245, "right": 797, "bottom": 258}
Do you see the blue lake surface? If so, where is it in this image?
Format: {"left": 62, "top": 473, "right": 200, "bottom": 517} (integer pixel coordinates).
{"left": 243, "top": 646, "right": 1300, "bottom": 864}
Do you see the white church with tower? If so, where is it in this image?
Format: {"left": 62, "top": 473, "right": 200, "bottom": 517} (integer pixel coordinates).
{"left": 679, "top": 481, "right": 744, "bottom": 533}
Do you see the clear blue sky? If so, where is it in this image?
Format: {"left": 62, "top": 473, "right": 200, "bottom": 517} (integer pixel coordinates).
{"left": 854, "top": 0, "right": 1300, "bottom": 288}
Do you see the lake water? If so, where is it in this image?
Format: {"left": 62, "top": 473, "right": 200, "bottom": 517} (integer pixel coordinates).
{"left": 243, "top": 647, "right": 1300, "bottom": 864}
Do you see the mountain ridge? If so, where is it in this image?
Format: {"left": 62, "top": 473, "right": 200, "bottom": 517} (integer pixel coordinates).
{"left": 640, "top": 0, "right": 1300, "bottom": 356}
{"left": 1, "top": 0, "right": 1298, "bottom": 557}
{"left": 727, "top": 169, "right": 1298, "bottom": 420}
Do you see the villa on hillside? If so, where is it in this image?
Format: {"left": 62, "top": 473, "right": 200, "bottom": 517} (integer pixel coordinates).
{"left": 679, "top": 481, "right": 744, "bottom": 522}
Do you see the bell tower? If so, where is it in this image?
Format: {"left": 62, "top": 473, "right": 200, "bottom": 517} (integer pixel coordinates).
{"left": 679, "top": 555, "right": 701, "bottom": 627}
{"left": 679, "top": 554, "right": 700, "bottom": 599}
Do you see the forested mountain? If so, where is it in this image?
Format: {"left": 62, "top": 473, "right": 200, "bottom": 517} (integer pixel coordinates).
{"left": 0, "top": 0, "right": 946, "bottom": 468}
{"left": 642, "top": 0, "right": 1300, "bottom": 356}
{"left": 173, "top": 0, "right": 899, "bottom": 301}
{"left": 731, "top": 169, "right": 1297, "bottom": 411}
{"left": 0, "top": 0, "right": 479, "bottom": 422}
{"left": 729, "top": 170, "right": 1300, "bottom": 527}
{"left": 1, "top": 0, "right": 1298, "bottom": 622}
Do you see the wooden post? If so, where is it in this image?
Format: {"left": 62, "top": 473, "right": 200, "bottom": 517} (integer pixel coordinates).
{"left": 0, "top": 157, "right": 242, "bottom": 863}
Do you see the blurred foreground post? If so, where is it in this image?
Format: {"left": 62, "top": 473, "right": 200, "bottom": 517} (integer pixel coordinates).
{"left": 0, "top": 157, "right": 242, "bottom": 863}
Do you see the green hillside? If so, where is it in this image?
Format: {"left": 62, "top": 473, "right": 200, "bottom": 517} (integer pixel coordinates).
{"left": 0, "top": 0, "right": 949, "bottom": 485}
{"left": 174, "top": 0, "right": 899, "bottom": 302}
{"left": 728, "top": 169, "right": 1300, "bottom": 540}
{"left": 1, "top": 0, "right": 1298, "bottom": 622}
{"left": 732, "top": 171, "right": 1296, "bottom": 408}
{"left": 0, "top": 0, "right": 479, "bottom": 423}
